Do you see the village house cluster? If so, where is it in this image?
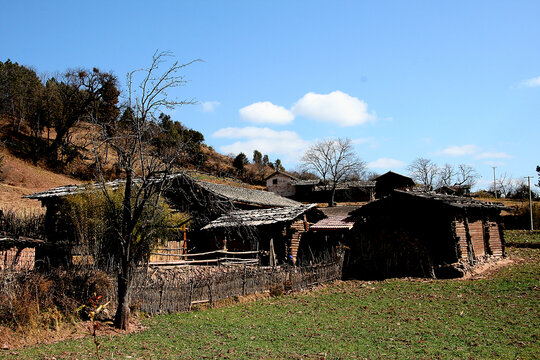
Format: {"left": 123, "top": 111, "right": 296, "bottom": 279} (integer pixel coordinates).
{"left": 1, "top": 170, "right": 507, "bottom": 279}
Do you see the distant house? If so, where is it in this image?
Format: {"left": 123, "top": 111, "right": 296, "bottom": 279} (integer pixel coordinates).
{"left": 25, "top": 172, "right": 301, "bottom": 266}
{"left": 373, "top": 171, "right": 415, "bottom": 199}
{"left": 265, "top": 171, "right": 299, "bottom": 197}
{"left": 265, "top": 171, "right": 375, "bottom": 202}
{"left": 345, "top": 190, "right": 506, "bottom": 279}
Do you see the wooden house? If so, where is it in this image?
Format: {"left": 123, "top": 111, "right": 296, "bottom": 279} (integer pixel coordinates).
{"left": 374, "top": 171, "right": 415, "bottom": 199}
{"left": 24, "top": 172, "right": 301, "bottom": 267}
{"left": 201, "top": 204, "right": 324, "bottom": 265}
{"left": 265, "top": 171, "right": 375, "bottom": 202}
{"left": 345, "top": 190, "right": 506, "bottom": 279}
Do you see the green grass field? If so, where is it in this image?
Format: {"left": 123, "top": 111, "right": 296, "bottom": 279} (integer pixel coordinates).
{"left": 8, "top": 232, "right": 540, "bottom": 359}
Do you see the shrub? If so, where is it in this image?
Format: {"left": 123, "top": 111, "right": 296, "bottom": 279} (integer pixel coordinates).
{"left": 0, "top": 268, "right": 112, "bottom": 331}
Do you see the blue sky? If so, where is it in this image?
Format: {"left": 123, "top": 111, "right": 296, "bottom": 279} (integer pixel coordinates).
{"left": 1, "top": 1, "right": 539, "bottom": 190}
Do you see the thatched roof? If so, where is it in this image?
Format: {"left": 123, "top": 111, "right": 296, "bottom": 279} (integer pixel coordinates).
{"left": 201, "top": 204, "right": 317, "bottom": 230}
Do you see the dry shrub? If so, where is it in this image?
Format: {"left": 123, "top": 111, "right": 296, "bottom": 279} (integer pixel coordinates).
{"left": 0, "top": 268, "right": 112, "bottom": 332}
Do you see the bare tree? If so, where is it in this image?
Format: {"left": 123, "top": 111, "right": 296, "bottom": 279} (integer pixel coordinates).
{"left": 437, "top": 164, "right": 456, "bottom": 187}
{"left": 407, "top": 158, "right": 439, "bottom": 190}
{"left": 91, "top": 51, "right": 200, "bottom": 330}
{"left": 301, "top": 138, "right": 366, "bottom": 207}
{"left": 455, "top": 164, "right": 480, "bottom": 188}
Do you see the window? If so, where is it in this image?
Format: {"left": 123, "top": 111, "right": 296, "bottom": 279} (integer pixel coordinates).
{"left": 272, "top": 179, "right": 278, "bottom": 185}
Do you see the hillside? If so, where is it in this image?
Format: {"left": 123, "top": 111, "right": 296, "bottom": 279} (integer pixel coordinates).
{"left": 0, "top": 150, "right": 82, "bottom": 211}
{"left": 0, "top": 117, "right": 275, "bottom": 211}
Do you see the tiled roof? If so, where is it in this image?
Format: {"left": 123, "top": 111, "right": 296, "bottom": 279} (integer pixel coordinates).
{"left": 202, "top": 204, "right": 317, "bottom": 230}
{"left": 196, "top": 180, "right": 300, "bottom": 207}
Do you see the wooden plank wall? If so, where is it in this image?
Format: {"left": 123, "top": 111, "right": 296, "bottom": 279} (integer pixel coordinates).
{"left": 106, "top": 258, "right": 344, "bottom": 315}
{"left": 454, "top": 220, "right": 469, "bottom": 260}
{"left": 149, "top": 240, "right": 185, "bottom": 263}
{"left": 486, "top": 221, "right": 504, "bottom": 256}
{"left": 0, "top": 247, "right": 35, "bottom": 270}
{"left": 468, "top": 221, "right": 485, "bottom": 257}
{"left": 289, "top": 219, "right": 306, "bottom": 264}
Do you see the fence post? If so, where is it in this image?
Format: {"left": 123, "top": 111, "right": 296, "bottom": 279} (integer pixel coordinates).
{"left": 188, "top": 280, "right": 194, "bottom": 311}
{"left": 242, "top": 264, "right": 247, "bottom": 296}
{"left": 208, "top": 282, "right": 213, "bottom": 308}
{"left": 159, "top": 283, "right": 165, "bottom": 313}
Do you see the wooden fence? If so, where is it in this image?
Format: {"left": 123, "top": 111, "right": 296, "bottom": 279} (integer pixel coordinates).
{"left": 107, "top": 257, "right": 344, "bottom": 315}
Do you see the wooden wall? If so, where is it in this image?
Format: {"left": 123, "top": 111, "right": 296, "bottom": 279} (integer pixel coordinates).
{"left": 0, "top": 247, "right": 35, "bottom": 270}
{"left": 453, "top": 218, "right": 504, "bottom": 263}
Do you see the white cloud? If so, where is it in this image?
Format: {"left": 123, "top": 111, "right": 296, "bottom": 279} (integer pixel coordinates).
{"left": 520, "top": 76, "right": 540, "bottom": 87}
{"left": 201, "top": 101, "right": 220, "bottom": 112}
{"left": 367, "top": 158, "right": 406, "bottom": 169}
{"left": 239, "top": 102, "right": 294, "bottom": 125}
{"left": 475, "top": 152, "right": 512, "bottom": 159}
{"left": 439, "top": 145, "right": 479, "bottom": 156}
{"left": 292, "top": 91, "right": 375, "bottom": 126}
{"left": 351, "top": 137, "right": 375, "bottom": 145}
{"left": 213, "top": 127, "right": 310, "bottom": 162}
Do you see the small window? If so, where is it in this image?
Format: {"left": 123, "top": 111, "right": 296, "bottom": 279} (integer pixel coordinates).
{"left": 272, "top": 179, "right": 278, "bottom": 185}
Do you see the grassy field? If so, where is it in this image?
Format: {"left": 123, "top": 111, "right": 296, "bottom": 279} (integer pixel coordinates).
{"left": 7, "top": 232, "right": 540, "bottom": 359}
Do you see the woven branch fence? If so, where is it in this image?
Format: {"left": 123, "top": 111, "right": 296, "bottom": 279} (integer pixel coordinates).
{"left": 107, "top": 257, "right": 344, "bottom": 315}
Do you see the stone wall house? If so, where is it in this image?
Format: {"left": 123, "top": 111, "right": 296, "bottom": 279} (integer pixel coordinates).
{"left": 265, "top": 171, "right": 298, "bottom": 197}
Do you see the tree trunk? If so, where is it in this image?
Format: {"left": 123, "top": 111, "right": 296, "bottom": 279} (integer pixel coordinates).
{"left": 114, "top": 266, "right": 132, "bottom": 330}
{"left": 329, "top": 186, "right": 337, "bottom": 207}
{"left": 115, "top": 172, "right": 134, "bottom": 330}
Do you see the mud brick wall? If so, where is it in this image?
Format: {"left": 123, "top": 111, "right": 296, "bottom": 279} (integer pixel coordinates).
{"left": 0, "top": 247, "right": 35, "bottom": 270}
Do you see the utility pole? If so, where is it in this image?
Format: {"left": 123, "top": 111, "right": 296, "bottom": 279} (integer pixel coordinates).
{"left": 525, "top": 176, "right": 534, "bottom": 231}
{"left": 492, "top": 167, "right": 497, "bottom": 199}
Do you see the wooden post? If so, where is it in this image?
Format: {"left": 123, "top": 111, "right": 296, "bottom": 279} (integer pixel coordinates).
{"left": 188, "top": 280, "right": 194, "bottom": 311}
{"left": 269, "top": 238, "right": 276, "bottom": 268}
{"left": 208, "top": 282, "right": 213, "bottom": 308}
{"left": 242, "top": 264, "right": 247, "bottom": 296}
